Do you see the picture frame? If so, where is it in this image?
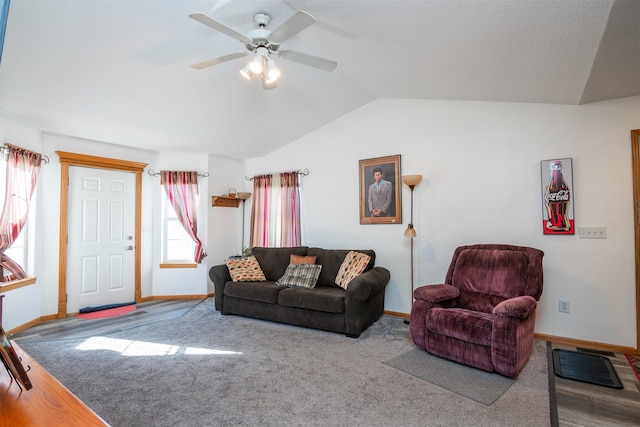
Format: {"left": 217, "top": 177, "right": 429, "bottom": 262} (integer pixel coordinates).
{"left": 359, "top": 155, "right": 402, "bottom": 224}
{"left": 541, "top": 158, "right": 574, "bottom": 235}
{"left": 0, "top": 324, "right": 32, "bottom": 390}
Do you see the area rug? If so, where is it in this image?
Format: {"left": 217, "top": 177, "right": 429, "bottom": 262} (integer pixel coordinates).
{"left": 626, "top": 354, "right": 640, "bottom": 382}
{"left": 552, "top": 348, "right": 623, "bottom": 389}
{"left": 383, "top": 348, "right": 514, "bottom": 405}
{"left": 76, "top": 304, "right": 136, "bottom": 319}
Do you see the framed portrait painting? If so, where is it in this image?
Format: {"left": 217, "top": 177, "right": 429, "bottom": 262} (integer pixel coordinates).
{"left": 541, "top": 158, "right": 574, "bottom": 235}
{"left": 359, "top": 155, "right": 402, "bottom": 224}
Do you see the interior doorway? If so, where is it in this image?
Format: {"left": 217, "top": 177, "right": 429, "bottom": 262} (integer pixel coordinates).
{"left": 66, "top": 166, "right": 136, "bottom": 313}
{"left": 56, "top": 151, "right": 147, "bottom": 317}
{"left": 631, "top": 129, "right": 640, "bottom": 353}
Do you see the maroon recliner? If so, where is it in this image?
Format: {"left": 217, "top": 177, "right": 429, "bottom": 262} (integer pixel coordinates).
{"left": 409, "top": 244, "right": 544, "bottom": 378}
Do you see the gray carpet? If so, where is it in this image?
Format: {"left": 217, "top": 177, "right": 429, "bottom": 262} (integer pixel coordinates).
{"left": 14, "top": 299, "right": 550, "bottom": 427}
{"left": 384, "top": 348, "right": 514, "bottom": 405}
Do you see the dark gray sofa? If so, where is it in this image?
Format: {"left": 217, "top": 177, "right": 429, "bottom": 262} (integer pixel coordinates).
{"left": 209, "top": 246, "right": 391, "bottom": 337}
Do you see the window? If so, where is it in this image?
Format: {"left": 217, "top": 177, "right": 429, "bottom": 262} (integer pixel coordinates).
{"left": 0, "top": 155, "right": 36, "bottom": 280}
{"left": 162, "top": 193, "right": 196, "bottom": 262}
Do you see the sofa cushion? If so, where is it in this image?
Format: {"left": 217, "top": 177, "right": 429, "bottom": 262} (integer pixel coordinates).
{"left": 277, "top": 264, "right": 322, "bottom": 289}
{"left": 225, "top": 256, "right": 266, "bottom": 282}
{"left": 426, "top": 307, "right": 494, "bottom": 346}
{"left": 290, "top": 254, "right": 317, "bottom": 265}
{"left": 252, "top": 247, "right": 308, "bottom": 281}
{"left": 224, "top": 281, "right": 283, "bottom": 304}
{"left": 278, "top": 286, "right": 345, "bottom": 313}
{"left": 307, "top": 248, "right": 376, "bottom": 288}
{"left": 335, "top": 251, "right": 372, "bottom": 290}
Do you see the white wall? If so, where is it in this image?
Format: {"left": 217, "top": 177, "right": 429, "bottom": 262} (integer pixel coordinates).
{"left": 2, "top": 96, "right": 639, "bottom": 349}
{"left": 245, "top": 96, "right": 640, "bottom": 349}
{"left": 150, "top": 151, "right": 210, "bottom": 296}
{"left": 207, "top": 155, "right": 247, "bottom": 280}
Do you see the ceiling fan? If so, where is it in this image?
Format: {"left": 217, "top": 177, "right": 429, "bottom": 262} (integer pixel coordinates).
{"left": 189, "top": 10, "right": 337, "bottom": 89}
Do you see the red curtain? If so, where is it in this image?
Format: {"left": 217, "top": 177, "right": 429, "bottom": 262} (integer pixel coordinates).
{"left": 249, "top": 174, "right": 272, "bottom": 248}
{"left": 280, "top": 172, "right": 301, "bottom": 247}
{"left": 160, "top": 171, "right": 207, "bottom": 263}
{"left": 0, "top": 145, "right": 42, "bottom": 281}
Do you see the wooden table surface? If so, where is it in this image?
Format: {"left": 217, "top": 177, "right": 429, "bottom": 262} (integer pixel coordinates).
{"left": 0, "top": 341, "right": 109, "bottom": 426}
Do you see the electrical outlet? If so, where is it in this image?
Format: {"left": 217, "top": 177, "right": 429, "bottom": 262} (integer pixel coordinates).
{"left": 559, "top": 300, "right": 570, "bottom": 313}
{"left": 578, "top": 226, "right": 607, "bottom": 239}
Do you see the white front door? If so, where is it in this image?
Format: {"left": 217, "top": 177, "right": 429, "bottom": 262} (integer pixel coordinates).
{"left": 66, "top": 166, "right": 136, "bottom": 313}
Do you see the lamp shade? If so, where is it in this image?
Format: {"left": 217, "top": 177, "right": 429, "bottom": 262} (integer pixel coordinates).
{"left": 404, "top": 226, "right": 417, "bottom": 238}
{"left": 402, "top": 175, "right": 423, "bottom": 186}
{"left": 237, "top": 192, "right": 252, "bottom": 200}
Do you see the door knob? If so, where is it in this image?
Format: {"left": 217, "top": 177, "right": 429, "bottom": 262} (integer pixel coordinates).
{"left": 126, "top": 246, "right": 134, "bottom": 251}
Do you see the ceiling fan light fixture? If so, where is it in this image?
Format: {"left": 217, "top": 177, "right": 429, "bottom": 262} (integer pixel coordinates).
{"left": 262, "top": 73, "right": 277, "bottom": 90}
{"left": 265, "top": 58, "right": 280, "bottom": 81}
{"left": 249, "top": 54, "right": 264, "bottom": 74}
{"left": 239, "top": 64, "right": 252, "bottom": 80}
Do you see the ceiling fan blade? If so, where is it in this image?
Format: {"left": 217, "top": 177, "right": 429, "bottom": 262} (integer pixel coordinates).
{"left": 278, "top": 50, "right": 337, "bottom": 72}
{"left": 268, "top": 11, "right": 316, "bottom": 44}
{"left": 189, "top": 12, "right": 252, "bottom": 44}
{"left": 191, "top": 52, "right": 247, "bottom": 70}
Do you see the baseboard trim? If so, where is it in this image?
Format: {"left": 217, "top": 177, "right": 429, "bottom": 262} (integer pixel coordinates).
{"left": 7, "top": 314, "right": 58, "bottom": 336}
{"left": 384, "top": 310, "right": 409, "bottom": 319}
{"left": 534, "top": 333, "right": 637, "bottom": 355}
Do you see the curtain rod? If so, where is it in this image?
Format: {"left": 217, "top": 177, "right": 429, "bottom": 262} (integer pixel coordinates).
{"left": 147, "top": 169, "right": 209, "bottom": 177}
{"left": 245, "top": 168, "right": 309, "bottom": 181}
{"left": 1, "top": 145, "right": 50, "bottom": 164}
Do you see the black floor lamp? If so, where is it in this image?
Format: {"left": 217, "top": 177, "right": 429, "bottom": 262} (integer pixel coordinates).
{"left": 237, "top": 192, "right": 252, "bottom": 253}
{"left": 402, "top": 174, "right": 422, "bottom": 324}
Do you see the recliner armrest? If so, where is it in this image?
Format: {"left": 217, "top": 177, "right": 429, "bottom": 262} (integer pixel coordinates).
{"left": 413, "top": 284, "right": 460, "bottom": 304}
{"left": 345, "top": 267, "right": 390, "bottom": 302}
{"left": 493, "top": 295, "right": 537, "bottom": 319}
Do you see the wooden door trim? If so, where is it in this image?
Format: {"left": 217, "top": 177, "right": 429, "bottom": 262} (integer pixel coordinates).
{"left": 631, "top": 130, "right": 640, "bottom": 354}
{"left": 56, "top": 151, "right": 148, "bottom": 318}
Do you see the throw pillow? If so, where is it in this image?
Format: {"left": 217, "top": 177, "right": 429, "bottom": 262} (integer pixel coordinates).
{"left": 335, "top": 251, "right": 371, "bottom": 290}
{"left": 226, "top": 256, "right": 266, "bottom": 282}
{"left": 277, "top": 264, "right": 322, "bottom": 289}
{"left": 290, "top": 254, "right": 317, "bottom": 265}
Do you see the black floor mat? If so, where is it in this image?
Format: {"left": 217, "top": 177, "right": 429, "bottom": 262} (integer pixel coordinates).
{"left": 553, "top": 349, "right": 623, "bottom": 389}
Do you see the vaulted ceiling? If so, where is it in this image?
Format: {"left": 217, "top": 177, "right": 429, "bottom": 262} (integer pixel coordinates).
{"left": 0, "top": 0, "right": 638, "bottom": 159}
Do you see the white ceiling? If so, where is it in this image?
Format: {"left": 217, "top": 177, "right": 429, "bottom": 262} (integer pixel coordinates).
{"left": 0, "top": 0, "right": 638, "bottom": 159}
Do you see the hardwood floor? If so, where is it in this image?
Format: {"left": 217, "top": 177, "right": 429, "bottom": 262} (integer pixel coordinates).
{"left": 549, "top": 343, "right": 640, "bottom": 426}
{"left": 11, "top": 299, "right": 205, "bottom": 343}
{"left": 10, "top": 300, "right": 640, "bottom": 426}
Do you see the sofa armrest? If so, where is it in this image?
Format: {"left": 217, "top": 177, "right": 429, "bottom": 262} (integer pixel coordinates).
{"left": 209, "top": 264, "right": 232, "bottom": 312}
{"left": 345, "top": 267, "right": 390, "bottom": 302}
{"left": 493, "top": 295, "right": 537, "bottom": 319}
{"left": 413, "top": 284, "right": 460, "bottom": 304}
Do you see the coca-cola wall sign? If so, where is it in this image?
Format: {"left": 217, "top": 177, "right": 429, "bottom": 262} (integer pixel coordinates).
{"left": 541, "top": 158, "right": 574, "bottom": 235}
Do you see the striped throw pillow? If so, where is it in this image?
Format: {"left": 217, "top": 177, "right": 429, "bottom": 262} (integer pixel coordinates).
{"left": 277, "top": 264, "right": 322, "bottom": 289}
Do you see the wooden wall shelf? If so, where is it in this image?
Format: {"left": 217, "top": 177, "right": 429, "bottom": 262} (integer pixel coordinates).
{"left": 212, "top": 196, "right": 240, "bottom": 208}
